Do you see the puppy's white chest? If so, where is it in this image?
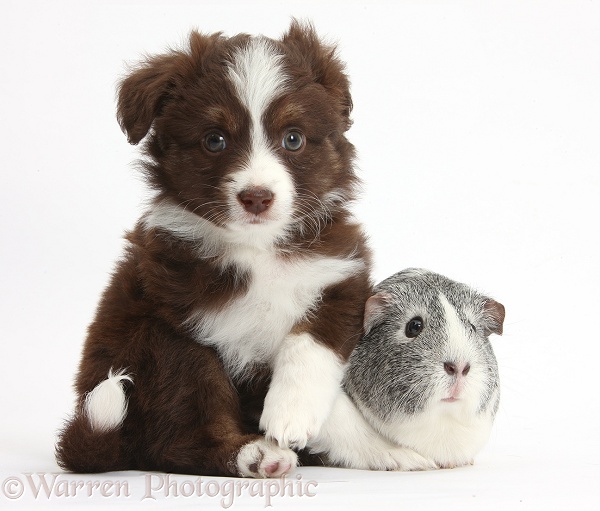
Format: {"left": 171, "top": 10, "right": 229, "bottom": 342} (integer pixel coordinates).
{"left": 188, "top": 251, "right": 362, "bottom": 376}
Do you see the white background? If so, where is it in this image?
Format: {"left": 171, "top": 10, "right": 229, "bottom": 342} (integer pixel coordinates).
{"left": 1, "top": 0, "right": 599, "bottom": 509}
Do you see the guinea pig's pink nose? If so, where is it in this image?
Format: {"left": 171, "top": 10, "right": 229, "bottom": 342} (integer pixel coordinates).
{"left": 444, "top": 362, "right": 471, "bottom": 376}
{"left": 238, "top": 188, "right": 274, "bottom": 215}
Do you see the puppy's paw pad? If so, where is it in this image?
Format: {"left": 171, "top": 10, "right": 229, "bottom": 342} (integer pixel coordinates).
{"left": 264, "top": 460, "right": 292, "bottom": 478}
{"left": 237, "top": 438, "right": 297, "bottom": 478}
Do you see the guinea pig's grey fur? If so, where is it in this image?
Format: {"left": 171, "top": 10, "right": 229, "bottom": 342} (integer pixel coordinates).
{"left": 307, "top": 268, "right": 505, "bottom": 470}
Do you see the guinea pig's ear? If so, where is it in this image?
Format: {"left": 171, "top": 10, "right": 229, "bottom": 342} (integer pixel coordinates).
{"left": 364, "top": 292, "right": 393, "bottom": 335}
{"left": 282, "top": 19, "right": 353, "bottom": 129}
{"left": 482, "top": 299, "right": 505, "bottom": 336}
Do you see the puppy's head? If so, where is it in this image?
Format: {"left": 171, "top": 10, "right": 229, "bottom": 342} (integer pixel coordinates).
{"left": 118, "top": 21, "right": 357, "bottom": 246}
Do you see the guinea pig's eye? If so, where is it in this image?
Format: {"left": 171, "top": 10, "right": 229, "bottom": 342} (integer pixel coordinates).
{"left": 405, "top": 317, "right": 424, "bottom": 338}
{"left": 204, "top": 132, "right": 227, "bottom": 153}
{"left": 282, "top": 130, "right": 305, "bottom": 152}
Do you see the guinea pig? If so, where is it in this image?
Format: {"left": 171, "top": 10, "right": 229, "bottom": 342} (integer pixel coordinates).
{"left": 307, "top": 268, "right": 505, "bottom": 470}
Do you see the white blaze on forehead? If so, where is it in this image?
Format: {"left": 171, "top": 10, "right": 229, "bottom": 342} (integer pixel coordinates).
{"left": 226, "top": 37, "right": 295, "bottom": 236}
{"left": 227, "top": 37, "right": 288, "bottom": 141}
{"left": 439, "top": 293, "right": 474, "bottom": 364}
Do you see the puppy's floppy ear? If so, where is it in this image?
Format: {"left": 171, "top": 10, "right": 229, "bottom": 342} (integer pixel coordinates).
{"left": 282, "top": 19, "right": 353, "bottom": 129}
{"left": 117, "top": 52, "right": 180, "bottom": 145}
{"left": 364, "top": 292, "right": 393, "bottom": 335}
{"left": 482, "top": 299, "right": 505, "bottom": 336}
{"left": 116, "top": 31, "right": 216, "bottom": 145}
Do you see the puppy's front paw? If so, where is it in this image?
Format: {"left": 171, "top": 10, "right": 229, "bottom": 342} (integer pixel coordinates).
{"left": 236, "top": 438, "right": 297, "bottom": 478}
{"left": 259, "top": 392, "right": 328, "bottom": 450}
{"left": 387, "top": 446, "right": 438, "bottom": 471}
{"left": 261, "top": 332, "right": 344, "bottom": 449}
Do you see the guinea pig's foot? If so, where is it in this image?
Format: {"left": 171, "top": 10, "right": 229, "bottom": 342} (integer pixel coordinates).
{"left": 438, "top": 459, "right": 474, "bottom": 470}
{"left": 387, "top": 446, "right": 438, "bottom": 471}
{"left": 236, "top": 438, "right": 298, "bottom": 478}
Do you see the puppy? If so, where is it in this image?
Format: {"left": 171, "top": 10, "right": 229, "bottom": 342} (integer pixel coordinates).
{"left": 55, "top": 21, "right": 372, "bottom": 478}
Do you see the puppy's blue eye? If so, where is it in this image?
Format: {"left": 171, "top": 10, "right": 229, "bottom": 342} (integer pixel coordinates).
{"left": 405, "top": 317, "right": 424, "bottom": 338}
{"left": 282, "top": 131, "right": 304, "bottom": 152}
{"left": 204, "top": 133, "right": 226, "bottom": 152}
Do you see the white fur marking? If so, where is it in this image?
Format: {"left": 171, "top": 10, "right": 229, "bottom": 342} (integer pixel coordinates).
{"left": 227, "top": 38, "right": 288, "bottom": 135}
{"left": 367, "top": 403, "right": 494, "bottom": 469}
{"left": 143, "top": 199, "right": 289, "bottom": 253}
{"left": 259, "top": 333, "right": 345, "bottom": 449}
{"left": 439, "top": 293, "right": 475, "bottom": 366}
{"left": 439, "top": 292, "right": 488, "bottom": 411}
{"left": 227, "top": 38, "right": 296, "bottom": 237}
{"left": 309, "top": 392, "right": 438, "bottom": 471}
{"left": 226, "top": 143, "right": 296, "bottom": 234}
{"left": 193, "top": 254, "right": 364, "bottom": 377}
{"left": 84, "top": 368, "right": 132, "bottom": 432}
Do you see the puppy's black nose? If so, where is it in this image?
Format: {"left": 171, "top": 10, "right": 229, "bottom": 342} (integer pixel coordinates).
{"left": 238, "top": 188, "right": 274, "bottom": 215}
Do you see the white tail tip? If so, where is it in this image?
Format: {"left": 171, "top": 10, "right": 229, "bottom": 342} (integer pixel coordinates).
{"left": 84, "top": 368, "right": 133, "bottom": 432}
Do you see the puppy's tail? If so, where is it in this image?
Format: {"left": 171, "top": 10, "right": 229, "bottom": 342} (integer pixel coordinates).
{"left": 56, "top": 369, "right": 132, "bottom": 473}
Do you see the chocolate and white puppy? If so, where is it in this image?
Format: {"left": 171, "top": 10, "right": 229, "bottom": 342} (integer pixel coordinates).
{"left": 56, "top": 21, "right": 371, "bottom": 478}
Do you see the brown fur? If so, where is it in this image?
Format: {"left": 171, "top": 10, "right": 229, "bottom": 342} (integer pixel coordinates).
{"left": 56, "top": 21, "right": 371, "bottom": 476}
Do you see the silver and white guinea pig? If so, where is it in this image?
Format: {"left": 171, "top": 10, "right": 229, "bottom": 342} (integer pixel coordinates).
{"left": 308, "top": 268, "right": 505, "bottom": 470}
